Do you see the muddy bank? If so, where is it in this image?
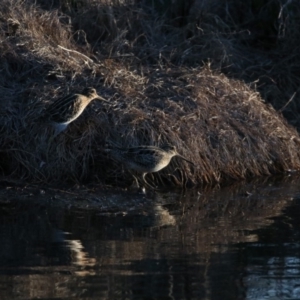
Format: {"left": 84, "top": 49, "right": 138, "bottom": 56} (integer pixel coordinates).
{"left": 0, "top": 174, "right": 299, "bottom": 222}
{"left": 1, "top": 0, "right": 300, "bottom": 188}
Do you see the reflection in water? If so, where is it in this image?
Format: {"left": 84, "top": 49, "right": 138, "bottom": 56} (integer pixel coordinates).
{"left": 245, "top": 244, "right": 300, "bottom": 299}
{"left": 0, "top": 175, "right": 300, "bottom": 299}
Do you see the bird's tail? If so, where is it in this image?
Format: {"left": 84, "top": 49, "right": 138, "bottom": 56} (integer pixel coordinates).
{"left": 102, "top": 145, "right": 127, "bottom": 163}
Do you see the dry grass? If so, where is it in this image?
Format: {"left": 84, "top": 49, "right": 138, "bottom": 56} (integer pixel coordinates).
{"left": 0, "top": 0, "right": 300, "bottom": 187}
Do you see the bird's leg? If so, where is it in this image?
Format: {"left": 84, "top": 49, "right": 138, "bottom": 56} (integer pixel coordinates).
{"left": 126, "top": 170, "right": 144, "bottom": 189}
{"left": 142, "top": 173, "right": 157, "bottom": 190}
{"left": 48, "top": 134, "right": 56, "bottom": 145}
{"left": 131, "top": 173, "right": 140, "bottom": 188}
{"left": 47, "top": 126, "right": 61, "bottom": 146}
{"left": 48, "top": 128, "right": 62, "bottom": 145}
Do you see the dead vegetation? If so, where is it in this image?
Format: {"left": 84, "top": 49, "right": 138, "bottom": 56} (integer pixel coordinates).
{"left": 0, "top": 0, "right": 300, "bottom": 187}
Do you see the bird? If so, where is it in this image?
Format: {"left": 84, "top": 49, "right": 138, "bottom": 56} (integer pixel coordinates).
{"left": 104, "top": 144, "right": 194, "bottom": 188}
{"left": 44, "top": 87, "right": 108, "bottom": 136}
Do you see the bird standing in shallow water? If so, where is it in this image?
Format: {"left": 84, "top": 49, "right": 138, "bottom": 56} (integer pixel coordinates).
{"left": 105, "top": 145, "right": 194, "bottom": 188}
{"left": 44, "top": 87, "right": 107, "bottom": 136}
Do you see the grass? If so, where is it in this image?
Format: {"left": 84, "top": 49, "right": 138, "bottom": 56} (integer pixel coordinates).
{"left": 0, "top": 0, "right": 300, "bottom": 188}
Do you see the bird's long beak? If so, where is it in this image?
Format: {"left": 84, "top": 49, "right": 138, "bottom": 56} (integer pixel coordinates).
{"left": 177, "top": 154, "right": 195, "bottom": 166}
{"left": 96, "top": 95, "right": 110, "bottom": 103}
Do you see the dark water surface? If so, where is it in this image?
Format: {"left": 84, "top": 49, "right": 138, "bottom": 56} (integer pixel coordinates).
{"left": 1, "top": 176, "right": 300, "bottom": 299}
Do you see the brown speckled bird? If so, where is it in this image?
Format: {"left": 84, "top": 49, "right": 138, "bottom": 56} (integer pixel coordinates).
{"left": 45, "top": 87, "right": 107, "bottom": 136}
{"left": 105, "top": 145, "right": 194, "bottom": 188}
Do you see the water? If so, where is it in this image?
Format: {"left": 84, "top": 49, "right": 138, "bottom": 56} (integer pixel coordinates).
{"left": 0, "top": 175, "right": 300, "bottom": 299}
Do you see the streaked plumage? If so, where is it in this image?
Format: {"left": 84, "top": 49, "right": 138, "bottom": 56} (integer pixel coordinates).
{"left": 45, "top": 87, "right": 107, "bottom": 136}
{"left": 105, "top": 145, "right": 194, "bottom": 188}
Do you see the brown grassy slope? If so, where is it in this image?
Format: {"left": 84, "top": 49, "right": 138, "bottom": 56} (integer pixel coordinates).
{"left": 0, "top": 0, "right": 300, "bottom": 187}
{"left": 36, "top": 0, "right": 300, "bottom": 128}
{"left": 186, "top": 0, "right": 300, "bottom": 127}
{"left": 95, "top": 66, "right": 300, "bottom": 187}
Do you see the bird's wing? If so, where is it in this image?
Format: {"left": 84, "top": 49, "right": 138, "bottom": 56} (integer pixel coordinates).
{"left": 128, "top": 148, "right": 164, "bottom": 166}
{"left": 46, "top": 95, "right": 81, "bottom": 123}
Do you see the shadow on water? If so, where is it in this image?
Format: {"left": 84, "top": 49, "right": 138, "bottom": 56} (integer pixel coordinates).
{"left": 1, "top": 175, "right": 300, "bottom": 299}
